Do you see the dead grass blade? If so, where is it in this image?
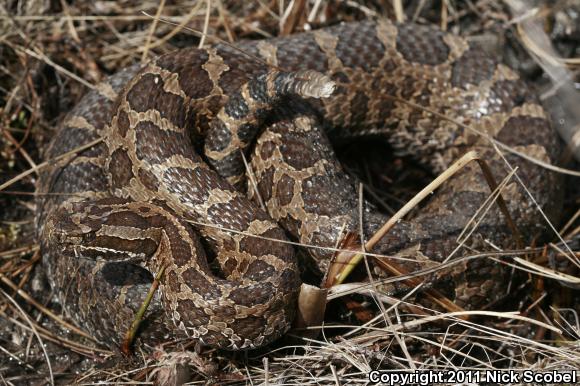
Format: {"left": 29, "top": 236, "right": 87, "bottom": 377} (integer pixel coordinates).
{"left": 0, "top": 272, "right": 97, "bottom": 342}
{"left": 0, "top": 288, "right": 54, "bottom": 386}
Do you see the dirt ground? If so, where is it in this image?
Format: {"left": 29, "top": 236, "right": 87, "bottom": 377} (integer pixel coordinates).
{"left": 0, "top": 0, "right": 579, "bottom": 385}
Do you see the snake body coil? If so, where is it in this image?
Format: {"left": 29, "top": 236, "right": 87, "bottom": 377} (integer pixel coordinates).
{"left": 36, "top": 20, "right": 561, "bottom": 350}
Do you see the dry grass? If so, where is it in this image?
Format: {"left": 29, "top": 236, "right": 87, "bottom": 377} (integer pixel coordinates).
{"left": 0, "top": 0, "right": 579, "bottom": 384}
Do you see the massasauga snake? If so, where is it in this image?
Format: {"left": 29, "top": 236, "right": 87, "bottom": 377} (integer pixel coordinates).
{"left": 36, "top": 19, "right": 562, "bottom": 350}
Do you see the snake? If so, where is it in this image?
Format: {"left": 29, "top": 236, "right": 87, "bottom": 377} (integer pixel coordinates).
{"left": 35, "top": 19, "right": 562, "bottom": 351}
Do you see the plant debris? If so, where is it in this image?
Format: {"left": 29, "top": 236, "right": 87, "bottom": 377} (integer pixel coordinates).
{"left": 0, "top": 1, "right": 578, "bottom": 384}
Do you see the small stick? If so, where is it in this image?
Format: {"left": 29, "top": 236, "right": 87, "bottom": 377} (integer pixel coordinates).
{"left": 121, "top": 263, "right": 167, "bottom": 355}
{"left": 393, "top": 0, "right": 405, "bottom": 23}
{"left": 476, "top": 158, "right": 523, "bottom": 247}
{"left": 138, "top": 6, "right": 203, "bottom": 54}
{"left": 140, "top": 0, "right": 166, "bottom": 62}
{"left": 198, "top": 0, "right": 211, "bottom": 48}
{"left": 241, "top": 150, "right": 266, "bottom": 211}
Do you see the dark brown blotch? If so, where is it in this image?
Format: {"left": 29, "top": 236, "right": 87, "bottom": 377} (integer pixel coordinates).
{"left": 395, "top": 24, "right": 449, "bottom": 66}
{"left": 274, "top": 214, "right": 301, "bottom": 242}
{"left": 175, "top": 298, "right": 211, "bottom": 327}
{"left": 276, "top": 174, "right": 295, "bottom": 207}
{"left": 256, "top": 165, "right": 275, "bottom": 203}
{"left": 350, "top": 91, "right": 369, "bottom": 125}
{"left": 278, "top": 268, "right": 300, "bottom": 294}
{"left": 164, "top": 271, "right": 182, "bottom": 293}
{"left": 138, "top": 167, "right": 160, "bottom": 191}
{"left": 205, "top": 151, "right": 245, "bottom": 180}
{"left": 450, "top": 46, "right": 496, "bottom": 88}
{"left": 330, "top": 72, "right": 349, "bottom": 95}
{"left": 375, "top": 82, "right": 397, "bottom": 123}
{"left": 228, "top": 282, "right": 274, "bottom": 307}
{"left": 300, "top": 174, "right": 351, "bottom": 217}
{"left": 496, "top": 115, "right": 556, "bottom": 160}
{"left": 126, "top": 73, "right": 187, "bottom": 128}
{"left": 180, "top": 267, "right": 223, "bottom": 299}
{"left": 162, "top": 219, "right": 205, "bottom": 262}
{"left": 205, "top": 121, "right": 232, "bottom": 153}
{"left": 331, "top": 71, "right": 350, "bottom": 84}
{"left": 223, "top": 257, "right": 238, "bottom": 277}
{"left": 276, "top": 33, "right": 329, "bottom": 73}
{"left": 280, "top": 135, "right": 319, "bottom": 170}
{"left": 124, "top": 73, "right": 156, "bottom": 113}
{"left": 258, "top": 140, "right": 277, "bottom": 161}
{"left": 155, "top": 48, "right": 214, "bottom": 99}
{"left": 109, "top": 148, "right": 134, "bottom": 188}
{"left": 224, "top": 91, "right": 250, "bottom": 119}
{"left": 244, "top": 259, "right": 276, "bottom": 281}
{"left": 335, "top": 23, "right": 385, "bottom": 71}
{"left": 134, "top": 121, "right": 191, "bottom": 163}
{"left": 116, "top": 109, "right": 130, "bottom": 137}
{"left": 248, "top": 75, "right": 269, "bottom": 103}
{"left": 227, "top": 315, "right": 266, "bottom": 341}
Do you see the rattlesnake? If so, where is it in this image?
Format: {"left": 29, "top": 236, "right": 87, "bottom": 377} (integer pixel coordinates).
{"left": 36, "top": 19, "right": 561, "bottom": 350}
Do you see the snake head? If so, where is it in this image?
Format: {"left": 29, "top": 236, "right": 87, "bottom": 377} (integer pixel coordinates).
{"left": 45, "top": 199, "right": 161, "bottom": 263}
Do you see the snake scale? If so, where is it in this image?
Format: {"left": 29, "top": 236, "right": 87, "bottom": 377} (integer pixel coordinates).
{"left": 36, "top": 19, "right": 562, "bottom": 350}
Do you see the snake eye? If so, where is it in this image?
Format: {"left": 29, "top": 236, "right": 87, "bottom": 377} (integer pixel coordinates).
{"left": 82, "top": 231, "right": 96, "bottom": 243}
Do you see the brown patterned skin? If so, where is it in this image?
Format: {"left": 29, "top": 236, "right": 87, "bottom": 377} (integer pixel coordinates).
{"left": 36, "top": 20, "right": 561, "bottom": 350}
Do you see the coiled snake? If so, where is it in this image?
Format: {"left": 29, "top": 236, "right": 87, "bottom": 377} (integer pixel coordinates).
{"left": 36, "top": 20, "right": 561, "bottom": 350}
